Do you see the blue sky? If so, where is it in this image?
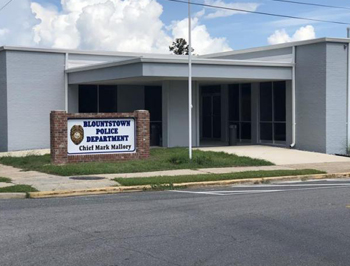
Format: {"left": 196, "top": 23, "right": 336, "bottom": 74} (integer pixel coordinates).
{"left": 0, "top": 0, "right": 350, "bottom": 53}
{"left": 158, "top": 0, "right": 350, "bottom": 49}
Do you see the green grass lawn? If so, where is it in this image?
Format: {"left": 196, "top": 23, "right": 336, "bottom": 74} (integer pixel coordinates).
{"left": 0, "top": 177, "right": 12, "bottom": 183}
{"left": 0, "top": 148, "right": 273, "bottom": 176}
{"left": 115, "top": 169, "right": 325, "bottom": 186}
{"left": 0, "top": 185, "right": 38, "bottom": 193}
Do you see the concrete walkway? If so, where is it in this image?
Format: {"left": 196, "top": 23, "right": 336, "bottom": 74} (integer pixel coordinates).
{"left": 99, "top": 165, "right": 295, "bottom": 179}
{"left": 196, "top": 145, "right": 350, "bottom": 165}
{"left": 1, "top": 145, "right": 350, "bottom": 192}
{"left": 0, "top": 149, "right": 50, "bottom": 158}
{"left": 0, "top": 164, "right": 116, "bottom": 192}
{"left": 0, "top": 164, "right": 295, "bottom": 192}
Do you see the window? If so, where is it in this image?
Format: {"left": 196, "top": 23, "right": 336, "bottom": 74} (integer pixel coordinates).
{"left": 259, "top": 81, "right": 286, "bottom": 143}
{"left": 99, "top": 85, "right": 118, "bottom": 113}
{"left": 145, "top": 86, "right": 162, "bottom": 146}
{"left": 79, "top": 85, "right": 118, "bottom": 113}
{"left": 79, "top": 85, "right": 98, "bottom": 113}
{"left": 229, "top": 83, "right": 251, "bottom": 141}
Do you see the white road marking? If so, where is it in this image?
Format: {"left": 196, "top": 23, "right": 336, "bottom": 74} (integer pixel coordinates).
{"left": 171, "top": 184, "right": 350, "bottom": 196}
{"left": 233, "top": 183, "right": 350, "bottom": 188}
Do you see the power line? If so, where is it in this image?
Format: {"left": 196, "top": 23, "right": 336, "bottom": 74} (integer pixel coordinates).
{"left": 165, "top": 0, "right": 350, "bottom": 25}
{"left": 0, "top": 0, "right": 14, "bottom": 12}
{"left": 271, "top": 0, "right": 350, "bottom": 11}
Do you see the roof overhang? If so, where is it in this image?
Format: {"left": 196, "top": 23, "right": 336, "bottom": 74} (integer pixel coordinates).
{"left": 67, "top": 57, "right": 293, "bottom": 85}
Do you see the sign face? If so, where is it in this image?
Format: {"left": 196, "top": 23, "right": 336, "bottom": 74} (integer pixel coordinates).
{"left": 67, "top": 118, "right": 136, "bottom": 155}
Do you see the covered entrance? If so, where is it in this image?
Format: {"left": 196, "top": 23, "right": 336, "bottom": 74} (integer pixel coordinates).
{"left": 67, "top": 56, "right": 293, "bottom": 148}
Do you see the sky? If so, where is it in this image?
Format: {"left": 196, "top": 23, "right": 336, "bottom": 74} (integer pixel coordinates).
{"left": 0, "top": 0, "right": 349, "bottom": 55}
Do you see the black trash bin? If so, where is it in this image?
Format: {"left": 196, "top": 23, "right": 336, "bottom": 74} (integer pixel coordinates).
{"left": 229, "top": 125, "right": 237, "bottom": 146}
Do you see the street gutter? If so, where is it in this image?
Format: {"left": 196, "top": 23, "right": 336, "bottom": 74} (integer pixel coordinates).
{"left": 27, "top": 172, "right": 350, "bottom": 199}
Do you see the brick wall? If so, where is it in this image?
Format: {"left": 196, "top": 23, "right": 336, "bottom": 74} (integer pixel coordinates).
{"left": 50, "top": 110, "right": 150, "bottom": 164}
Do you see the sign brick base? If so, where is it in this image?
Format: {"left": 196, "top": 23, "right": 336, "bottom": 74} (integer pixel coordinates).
{"left": 50, "top": 110, "right": 150, "bottom": 165}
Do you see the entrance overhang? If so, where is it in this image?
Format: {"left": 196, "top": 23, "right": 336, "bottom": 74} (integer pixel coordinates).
{"left": 66, "top": 57, "right": 293, "bottom": 85}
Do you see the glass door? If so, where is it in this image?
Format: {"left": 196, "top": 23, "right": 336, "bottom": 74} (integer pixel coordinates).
{"left": 201, "top": 86, "right": 221, "bottom": 140}
{"left": 259, "top": 81, "right": 286, "bottom": 144}
{"left": 228, "top": 83, "right": 252, "bottom": 142}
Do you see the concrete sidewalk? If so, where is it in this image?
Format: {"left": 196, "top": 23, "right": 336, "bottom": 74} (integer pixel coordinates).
{"left": 0, "top": 164, "right": 116, "bottom": 192}
{"left": 1, "top": 145, "right": 350, "bottom": 193}
{"left": 197, "top": 145, "right": 350, "bottom": 165}
{"left": 0, "top": 164, "right": 296, "bottom": 192}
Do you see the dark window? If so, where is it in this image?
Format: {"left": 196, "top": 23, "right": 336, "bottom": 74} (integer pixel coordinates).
{"left": 145, "top": 86, "right": 162, "bottom": 146}
{"left": 229, "top": 84, "right": 239, "bottom": 121}
{"left": 228, "top": 84, "right": 251, "bottom": 141}
{"left": 202, "top": 95, "right": 213, "bottom": 139}
{"left": 201, "top": 86, "right": 221, "bottom": 139}
{"left": 273, "top": 81, "right": 286, "bottom": 122}
{"left": 99, "top": 85, "right": 118, "bottom": 113}
{"left": 202, "top": 86, "right": 221, "bottom": 94}
{"left": 145, "top": 86, "right": 162, "bottom": 122}
{"left": 79, "top": 85, "right": 98, "bottom": 113}
{"left": 241, "top": 84, "right": 251, "bottom": 122}
{"left": 260, "top": 82, "right": 273, "bottom": 121}
{"left": 241, "top": 122, "right": 251, "bottom": 140}
{"left": 212, "top": 95, "right": 221, "bottom": 139}
{"left": 259, "top": 81, "right": 286, "bottom": 143}
{"left": 260, "top": 123, "right": 273, "bottom": 141}
{"left": 274, "top": 123, "right": 286, "bottom": 141}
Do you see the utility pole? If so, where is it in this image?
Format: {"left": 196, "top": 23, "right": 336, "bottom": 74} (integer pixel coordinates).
{"left": 188, "top": 0, "right": 192, "bottom": 160}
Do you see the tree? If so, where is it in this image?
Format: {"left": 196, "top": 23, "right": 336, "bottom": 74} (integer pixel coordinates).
{"left": 169, "top": 38, "right": 194, "bottom": 55}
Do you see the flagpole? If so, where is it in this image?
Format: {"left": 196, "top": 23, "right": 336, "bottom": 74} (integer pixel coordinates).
{"left": 188, "top": 0, "right": 192, "bottom": 160}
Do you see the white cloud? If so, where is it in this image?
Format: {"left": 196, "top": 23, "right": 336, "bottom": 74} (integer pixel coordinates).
{"left": 168, "top": 16, "right": 232, "bottom": 54}
{"left": 267, "top": 25, "right": 316, "bottom": 45}
{"left": 0, "top": 0, "right": 232, "bottom": 54}
{"left": 0, "top": 0, "right": 39, "bottom": 46}
{"left": 203, "top": 0, "right": 260, "bottom": 19}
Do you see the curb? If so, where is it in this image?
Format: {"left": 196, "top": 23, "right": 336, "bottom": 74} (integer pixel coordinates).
{"left": 28, "top": 172, "right": 350, "bottom": 199}
{"left": 0, "top": 193, "right": 27, "bottom": 199}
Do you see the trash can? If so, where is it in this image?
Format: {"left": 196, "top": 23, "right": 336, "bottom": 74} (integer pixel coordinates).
{"left": 229, "top": 125, "right": 237, "bottom": 146}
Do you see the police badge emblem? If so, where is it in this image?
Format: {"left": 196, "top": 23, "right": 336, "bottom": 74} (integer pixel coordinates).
{"left": 70, "top": 125, "right": 84, "bottom": 145}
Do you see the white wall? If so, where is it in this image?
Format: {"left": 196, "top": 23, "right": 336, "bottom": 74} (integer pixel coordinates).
{"left": 162, "top": 80, "right": 199, "bottom": 147}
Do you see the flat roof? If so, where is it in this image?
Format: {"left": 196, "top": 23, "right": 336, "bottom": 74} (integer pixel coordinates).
{"left": 0, "top": 45, "right": 185, "bottom": 58}
{"left": 201, "top": 37, "right": 350, "bottom": 58}
{"left": 1, "top": 37, "right": 348, "bottom": 59}
{"left": 66, "top": 56, "right": 293, "bottom": 73}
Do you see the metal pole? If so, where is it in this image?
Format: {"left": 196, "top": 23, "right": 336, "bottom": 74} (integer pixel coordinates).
{"left": 347, "top": 27, "right": 350, "bottom": 38}
{"left": 188, "top": 0, "right": 192, "bottom": 159}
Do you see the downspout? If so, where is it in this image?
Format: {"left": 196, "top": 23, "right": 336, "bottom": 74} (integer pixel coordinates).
{"left": 347, "top": 41, "right": 350, "bottom": 153}
{"left": 290, "top": 46, "right": 296, "bottom": 148}
{"left": 64, "top": 53, "right": 69, "bottom": 112}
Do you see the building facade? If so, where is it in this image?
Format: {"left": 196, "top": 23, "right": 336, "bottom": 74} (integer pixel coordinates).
{"left": 0, "top": 38, "right": 349, "bottom": 154}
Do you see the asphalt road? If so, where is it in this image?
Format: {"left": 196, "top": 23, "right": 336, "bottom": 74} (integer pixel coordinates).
{"left": 1, "top": 179, "right": 350, "bottom": 266}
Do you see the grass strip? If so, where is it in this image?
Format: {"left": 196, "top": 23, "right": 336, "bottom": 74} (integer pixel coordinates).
{"left": 0, "top": 148, "right": 273, "bottom": 176}
{"left": 0, "top": 185, "right": 38, "bottom": 193}
{"left": 0, "top": 177, "right": 12, "bottom": 183}
{"left": 115, "top": 169, "right": 325, "bottom": 186}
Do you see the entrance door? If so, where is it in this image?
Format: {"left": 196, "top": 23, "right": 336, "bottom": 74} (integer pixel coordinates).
{"left": 259, "top": 81, "right": 286, "bottom": 144}
{"left": 201, "top": 86, "right": 221, "bottom": 139}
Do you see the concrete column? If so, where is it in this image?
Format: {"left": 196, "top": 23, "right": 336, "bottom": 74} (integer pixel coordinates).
{"left": 68, "top": 85, "right": 79, "bottom": 113}
{"left": 221, "top": 84, "right": 229, "bottom": 143}
{"left": 251, "top": 83, "right": 260, "bottom": 144}
{"left": 286, "top": 80, "right": 293, "bottom": 146}
{"left": 162, "top": 81, "right": 170, "bottom": 147}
